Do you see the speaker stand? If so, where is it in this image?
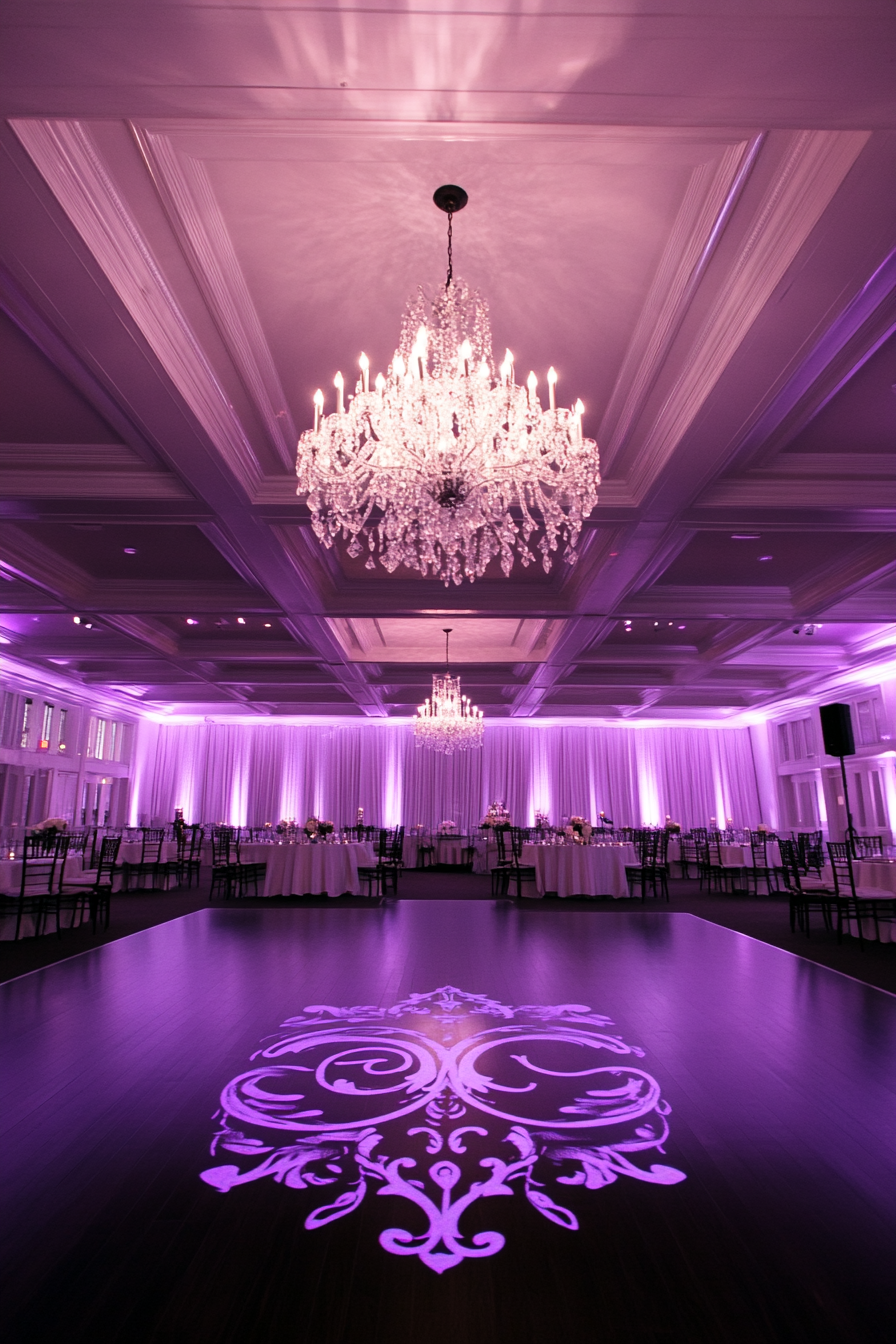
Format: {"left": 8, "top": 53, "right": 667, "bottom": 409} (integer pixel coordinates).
{"left": 838, "top": 754, "right": 859, "bottom": 856}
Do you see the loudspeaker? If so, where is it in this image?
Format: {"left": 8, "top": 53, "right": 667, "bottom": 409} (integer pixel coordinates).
{"left": 819, "top": 702, "right": 855, "bottom": 757}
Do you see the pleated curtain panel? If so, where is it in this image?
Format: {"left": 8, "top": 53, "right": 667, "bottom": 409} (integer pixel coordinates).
{"left": 131, "top": 720, "right": 764, "bottom": 833}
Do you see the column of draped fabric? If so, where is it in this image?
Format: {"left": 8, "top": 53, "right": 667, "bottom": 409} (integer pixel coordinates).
{"left": 136, "top": 720, "right": 764, "bottom": 832}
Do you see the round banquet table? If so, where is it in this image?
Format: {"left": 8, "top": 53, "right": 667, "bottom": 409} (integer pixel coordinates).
{"left": 116, "top": 839, "right": 180, "bottom": 890}
{"left": 718, "top": 841, "right": 782, "bottom": 870}
{"left": 520, "top": 843, "right": 637, "bottom": 899}
{"left": 0, "top": 856, "right": 86, "bottom": 938}
{"left": 819, "top": 858, "right": 896, "bottom": 943}
{"left": 237, "top": 842, "right": 377, "bottom": 898}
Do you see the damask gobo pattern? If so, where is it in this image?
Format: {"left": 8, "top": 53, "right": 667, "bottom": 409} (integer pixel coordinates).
{"left": 200, "top": 986, "right": 686, "bottom": 1272}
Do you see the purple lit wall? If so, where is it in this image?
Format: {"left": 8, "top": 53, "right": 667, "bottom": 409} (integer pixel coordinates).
{"left": 131, "top": 719, "right": 765, "bottom": 831}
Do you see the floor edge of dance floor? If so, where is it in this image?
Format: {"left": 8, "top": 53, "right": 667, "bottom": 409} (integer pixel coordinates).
{"left": 3, "top": 902, "right": 896, "bottom": 1344}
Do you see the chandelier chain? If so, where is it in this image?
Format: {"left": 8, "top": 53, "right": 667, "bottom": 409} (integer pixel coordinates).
{"left": 446, "top": 211, "right": 454, "bottom": 289}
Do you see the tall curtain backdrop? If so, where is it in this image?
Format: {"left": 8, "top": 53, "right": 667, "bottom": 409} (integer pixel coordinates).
{"left": 132, "top": 720, "right": 764, "bottom": 832}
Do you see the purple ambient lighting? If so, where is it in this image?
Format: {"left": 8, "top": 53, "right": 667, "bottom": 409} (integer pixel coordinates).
{"left": 186, "top": 618, "right": 198, "bottom": 625}
{"left": 123, "top": 547, "right": 137, "bottom": 555}
{"left": 731, "top": 534, "right": 760, "bottom": 540}
{"left": 201, "top": 985, "right": 685, "bottom": 1274}
{"left": 758, "top": 555, "right": 773, "bottom": 562}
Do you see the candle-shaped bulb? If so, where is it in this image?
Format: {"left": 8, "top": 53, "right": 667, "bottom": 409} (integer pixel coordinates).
{"left": 459, "top": 338, "right": 472, "bottom": 375}
{"left": 313, "top": 387, "right": 324, "bottom": 432}
{"left": 375, "top": 371, "right": 385, "bottom": 394}
{"left": 359, "top": 351, "right": 369, "bottom": 393}
{"left": 527, "top": 370, "right": 538, "bottom": 405}
{"left": 334, "top": 370, "right": 344, "bottom": 414}
{"left": 393, "top": 353, "right": 406, "bottom": 379}
{"left": 413, "top": 326, "right": 427, "bottom": 380}
{"left": 500, "top": 349, "right": 514, "bottom": 383}
{"left": 477, "top": 359, "right": 489, "bottom": 380}
{"left": 574, "top": 398, "right": 584, "bottom": 441}
{"left": 547, "top": 366, "right": 557, "bottom": 411}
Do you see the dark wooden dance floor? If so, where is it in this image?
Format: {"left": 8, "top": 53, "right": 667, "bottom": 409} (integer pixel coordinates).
{"left": 3, "top": 903, "right": 896, "bottom": 1344}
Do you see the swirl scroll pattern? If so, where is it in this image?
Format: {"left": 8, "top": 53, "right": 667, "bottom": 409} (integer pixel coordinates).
{"left": 201, "top": 986, "right": 685, "bottom": 1272}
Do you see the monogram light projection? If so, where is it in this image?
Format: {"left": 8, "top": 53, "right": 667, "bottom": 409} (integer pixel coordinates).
{"left": 201, "top": 986, "right": 686, "bottom": 1272}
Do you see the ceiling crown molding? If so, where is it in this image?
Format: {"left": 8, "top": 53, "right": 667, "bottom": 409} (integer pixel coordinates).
{"left": 132, "top": 126, "right": 298, "bottom": 472}
{"left": 11, "top": 118, "right": 264, "bottom": 498}
{"left": 621, "top": 129, "right": 870, "bottom": 502}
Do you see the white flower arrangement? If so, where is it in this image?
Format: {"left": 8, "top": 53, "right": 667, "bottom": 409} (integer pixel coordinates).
{"left": 30, "top": 817, "right": 68, "bottom": 833}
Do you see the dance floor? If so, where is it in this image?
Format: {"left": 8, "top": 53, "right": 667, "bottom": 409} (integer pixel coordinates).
{"left": 2, "top": 902, "right": 896, "bottom": 1343}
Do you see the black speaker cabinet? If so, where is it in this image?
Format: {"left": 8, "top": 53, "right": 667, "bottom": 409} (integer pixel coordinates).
{"left": 819, "top": 702, "right": 855, "bottom": 757}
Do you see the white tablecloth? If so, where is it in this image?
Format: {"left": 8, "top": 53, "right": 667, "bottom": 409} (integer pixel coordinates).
{"left": 819, "top": 859, "right": 896, "bottom": 943}
{"left": 719, "top": 842, "right": 782, "bottom": 869}
{"left": 403, "top": 836, "right": 435, "bottom": 868}
{"left": 856, "top": 859, "right": 896, "bottom": 895}
{"left": 116, "top": 839, "right": 180, "bottom": 890}
{"left": 520, "top": 844, "right": 636, "bottom": 899}
{"left": 237, "top": 842, "right": 377, "bottom": 898}
{"left": 0, "top": 856, "right": 86, "bottom": 938}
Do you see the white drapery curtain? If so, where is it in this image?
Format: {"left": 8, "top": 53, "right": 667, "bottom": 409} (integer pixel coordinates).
{"left": 134, "top": 719, "right": 764, "bottom": 831}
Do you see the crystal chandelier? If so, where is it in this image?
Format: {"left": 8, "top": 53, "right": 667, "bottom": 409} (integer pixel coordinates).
{"left": 414, "top": 628, "right": 484, "bottom": 755}
{"left": 296, "top": 185, "right": 600, "bottom": 586}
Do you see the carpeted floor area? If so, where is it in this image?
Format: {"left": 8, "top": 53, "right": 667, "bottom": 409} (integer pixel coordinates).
{"left": 2, "top": 867, "right": 895, "bottom": 995}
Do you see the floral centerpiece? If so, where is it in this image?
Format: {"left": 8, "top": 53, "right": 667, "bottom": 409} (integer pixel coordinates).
{"left": 437, "top": 820, "right": 458, "bottom": 835}
{"left": 303, "top": 815, "right": 335, "bottom": 839}
{"left": 29, "top": 816, "right": 68, "bottom": 835}
{"left": 534, "top": 809, "right": 550, "bottom": 832}
{"left": 664, "top": 815, "right": 681, "bottom": 834}
{"left": 569, "top": 816, "right": 593, "bottom": 843}
{"left": 480, "top": 801, "right": 510, "bottom": 830}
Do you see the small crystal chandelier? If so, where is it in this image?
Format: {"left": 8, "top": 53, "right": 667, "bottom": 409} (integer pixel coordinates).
{"left": 296, "top": 186, "right": 600, "bottom": 586}
{"left": 414, "top": 628, "right": 484, "bottom": 755}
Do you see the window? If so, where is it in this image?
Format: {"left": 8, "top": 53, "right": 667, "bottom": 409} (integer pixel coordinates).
{"left": 855, "top": 697, "right": 883, "bottom": 746}
{"left": 57, "top": 708, "right": 68, "bottom": 752}
{"left": 108, "top": 721, "right": 119, "bottom": 762}
{"left": 869, "top": 771, "right": 887, "bottom": 829}
{"left": 20, "top": 697, "right": 32, "bottom": 749}
{"left": 94, "top": 718, "right": 107, "bottom": 760}
{"left": 39, "top": 702, "right": 54, "bottom": 748}
{"left": 778, "top": 717, "right": 815, "bottom": 763}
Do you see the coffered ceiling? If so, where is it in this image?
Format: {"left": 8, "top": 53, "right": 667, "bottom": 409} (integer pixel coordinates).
{"left": 0, "top": 1, "right": 894, "bottom": 720}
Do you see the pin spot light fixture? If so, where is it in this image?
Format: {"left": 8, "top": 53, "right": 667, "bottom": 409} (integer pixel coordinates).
{"left": 296, "top": 187, "right": 601, "bottom": 586}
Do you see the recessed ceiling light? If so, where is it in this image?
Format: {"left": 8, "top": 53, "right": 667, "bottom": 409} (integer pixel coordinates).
{"left": 123, "top": 547, "right": 137, "bottom": 555}
{"left": 731, "top": 534, "right": 760, "bottom": 540}
{"left": 237, "top": 617, "right": 246, "bottom": 625}
{"left": 678, "top": 624, "right": 686, "bottom": 630}
{"left": 668, "top": 622, "right": 673, "bottom": 627}
{"left": 758, "top": 555, "right": 773, "bottom": 562}
{"left": 608, "top": 551, "right": 618, "bottom": 557}
{"left": 186, "top": 618, "right": 198, "bottom": 626}
{"left": 653, "top": 621, "right": 659, "bottom": 627}
{"left": 264, "top": 622, "right": 272, "bottom": 628}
